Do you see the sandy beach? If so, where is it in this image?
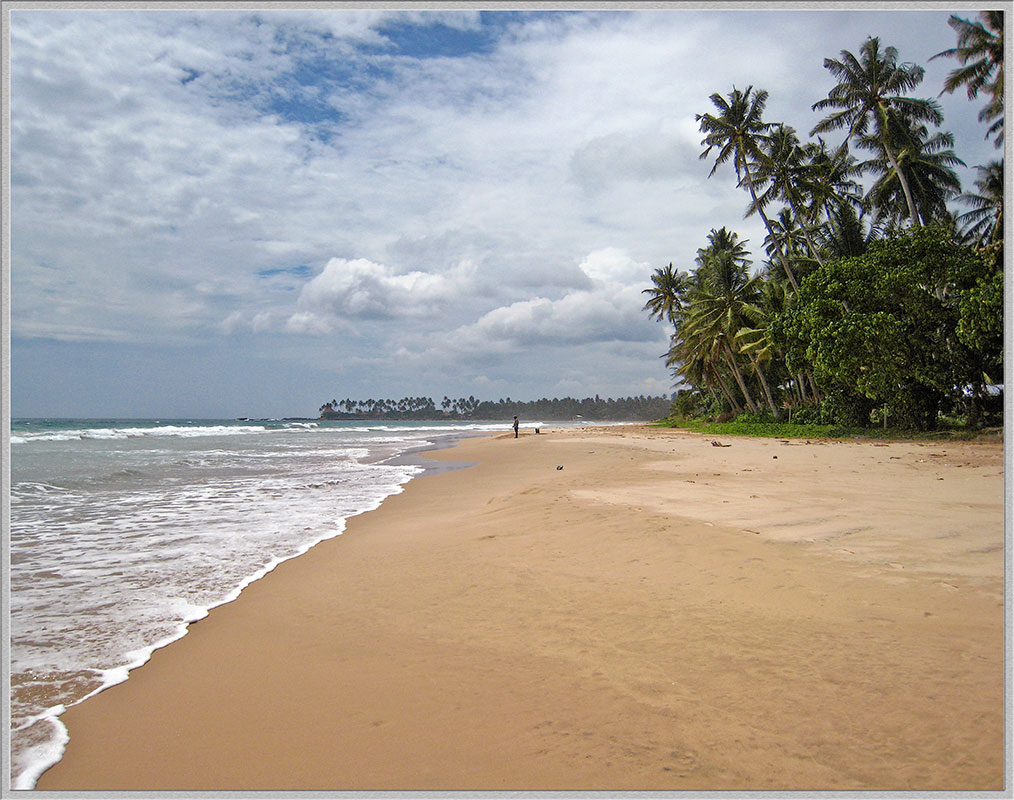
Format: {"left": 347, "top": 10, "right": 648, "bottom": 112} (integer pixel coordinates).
{"left": 36, "top": 426, "right": 1005, "bottom": 792}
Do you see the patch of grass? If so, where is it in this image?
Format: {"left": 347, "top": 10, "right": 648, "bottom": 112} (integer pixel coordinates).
{"left": 652, "top": 417, "right": 1002, "bottom": 442}
{"left": 653, "top": 417, "right": 850, "bottom": 439}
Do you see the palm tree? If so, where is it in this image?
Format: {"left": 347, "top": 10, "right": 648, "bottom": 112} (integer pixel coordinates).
{"left": 699, "top": 225, "right": 749, "bottom": 255}
{"left": 667, "top": 331, "right": 744, "bottom": 414}
{"left": 956, "top": 159, "right": 1004, "bottom": 246}
{"left": 932, "top": 11, "right": 1004, "bottom": 147}
{"left": 734, "top": 307, "right": 782, "bottom": 418}
{"left": 748, "top": 124, "right": 826, "bottom": 266}
{"left": 858, "top": 114, "right": 964, "bottom": 226}
{"left": 801, "top": 138, "right": 865, "bottom": 231}
{"left": 681, "top": 247, "right": 765, "bottom": 413}
{"left": 642, "top": 263, "right": 691, "bottom": 326}
{"left": 697, "top": 86, "right": 801, "bottom": 289}
{"left": 762, "top": 207, "right": 819, "bottom": 283}
{"left": 815, "top": 201, "right": 882, "bottom": 260}
{"left": 812, "top": 37, "right": 943, "bottom": 226}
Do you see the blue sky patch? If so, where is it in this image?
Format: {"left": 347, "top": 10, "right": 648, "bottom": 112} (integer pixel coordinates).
{"left": 258, "top": 265, "right": 313, "bottom": 279}
{"left": 370, "top": 19, "right": 496, "bottom": 59}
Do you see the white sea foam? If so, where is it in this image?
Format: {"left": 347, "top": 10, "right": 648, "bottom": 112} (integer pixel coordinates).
{"left": 8, "top": 420, "right": 442, "bottom": 788}
{"left": 12, "top": 424, "right": 271, "bottom": 444}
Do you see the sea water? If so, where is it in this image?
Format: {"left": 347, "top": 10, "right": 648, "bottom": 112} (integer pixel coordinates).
{"left": 8, "top": 417, "right": 552, "bottom": 789}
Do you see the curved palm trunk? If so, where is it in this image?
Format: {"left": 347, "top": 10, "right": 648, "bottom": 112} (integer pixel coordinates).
{"left": 720, "top": 338, "right": 759, "bottom": 413}
{"left": 742, "top": 164, "right": 802, "bottom": 291}
{"left": 748, "top": 353, "right": 781, "bottom": 419}
{"left": 710, "top": 367, "right": 743, "bottom": 414}
{"left": 807, "top": 371, "right": 822, "bottom": 402}
{"left": 787, "top": 196, "right": 825, "bottom": 267}
{"left": 797, "top": 373, "right": 809, "bottom": 403}
{"left": 877, "top": 103, "right": 922, "bottom": 226}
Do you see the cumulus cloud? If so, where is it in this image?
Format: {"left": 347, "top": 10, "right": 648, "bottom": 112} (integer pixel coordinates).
{"left": 289, "top": 256, "right": 477, "bottom": 328}
{"left": 403, "top": 248, "right": 659, "bottom": 362}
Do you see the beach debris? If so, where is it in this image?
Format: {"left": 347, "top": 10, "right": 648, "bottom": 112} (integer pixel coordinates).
{"left": 556, "top": 465, "right": 564, "bottom": 470}
{"left": 710, "top": 440, "right": 730, "bottom": 447}
{"left": 772, "top": 455, "right": 778, "bottom": 459}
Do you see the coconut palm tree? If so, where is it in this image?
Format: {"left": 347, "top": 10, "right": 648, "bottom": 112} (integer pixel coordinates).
{"left": 667, "top": 333, "right": 744, "bottom": 414}
{"left": 932, "top": 11, "right": 1004, "bottom": 147}
{"left": 680, "top": 247, "right": 766, "bottom": 413}
{"left": 697, "top": 86, "right": 801, "bottom": 289}
{"left": 859, "top": 114, "right": 964, "bottom": 226}
{"left": 812, "top": 37, "right": 944, "bottom": 227}
{"left": 734, "top": 312, "right": 781, "bottom": 418}
{"left": 761, "top": 208, "right": 819, "bottom": 283}
{"left": 956, "top": 159, "right": 1004, "bottom": 246}
{"left": 801, "top": 138, "right": 865, "bottom": 231}
{"left": 642, "top": 262, "right": 691, "bottom": 326}
{"left": 815, "top": 201, "right": 882, "bottom": 260}
{"left": 748, "top": 124, "right": 826, "bottom": 266}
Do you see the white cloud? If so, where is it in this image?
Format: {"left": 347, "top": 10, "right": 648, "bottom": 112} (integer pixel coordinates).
{"left": 402, "top": 249, "right": 659, "bottom": 362}
{"left": 284, "top": 311, "right": 334, "bottom": 336}
{"left": 290, "top": 257, "right": 477, "bottom": 325}
{"left": 11, "top": 8, "right": 995, "bottom": 414}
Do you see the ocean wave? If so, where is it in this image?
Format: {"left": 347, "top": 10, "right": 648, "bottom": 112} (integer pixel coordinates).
{"left": 9, "top": 434, "right": 428, "bottom": 789}
{"left": 12, "top": 425, "right": 272, "bottom": 444}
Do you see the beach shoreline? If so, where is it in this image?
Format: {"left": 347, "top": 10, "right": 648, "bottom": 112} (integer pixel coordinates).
{"left": 34, "top": 425, "right": 1005, "bottom": 791}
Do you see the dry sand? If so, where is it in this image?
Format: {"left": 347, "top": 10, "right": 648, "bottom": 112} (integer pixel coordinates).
{"left": 36, "top": 426, "right": 1006, "bottom": 791}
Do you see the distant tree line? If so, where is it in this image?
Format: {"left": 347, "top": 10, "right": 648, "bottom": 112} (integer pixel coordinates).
{"left": 318, "top": 394, "right": 676, "bottom": 421}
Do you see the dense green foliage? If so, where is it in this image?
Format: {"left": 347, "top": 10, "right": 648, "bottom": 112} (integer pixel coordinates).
{"left": 648, "top": 21, "right": 1004, "bottom": 432}
{"left": 319, "top": 394, "right": 675, "bottom": 421}
{"left": 655, "top": 415, "right": 999, "bottom": 442}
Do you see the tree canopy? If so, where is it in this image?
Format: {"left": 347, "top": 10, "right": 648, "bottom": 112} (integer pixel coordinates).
{"left": 647, "top": 24, "right": 1004, "bottom": 432}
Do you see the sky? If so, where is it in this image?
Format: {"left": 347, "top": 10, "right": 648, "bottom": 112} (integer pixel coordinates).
{"left": 7, "top": 5, "right": 1002, "bottom": 419}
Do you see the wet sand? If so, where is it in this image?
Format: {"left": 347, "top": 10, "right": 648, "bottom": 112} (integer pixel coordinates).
{"left": 36, "top": 426, "right": 1006, "bottom": 791}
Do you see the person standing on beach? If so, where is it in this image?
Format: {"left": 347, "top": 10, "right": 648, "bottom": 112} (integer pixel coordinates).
{"left": 513, "top": 416, "right": 519, "bottom": 438}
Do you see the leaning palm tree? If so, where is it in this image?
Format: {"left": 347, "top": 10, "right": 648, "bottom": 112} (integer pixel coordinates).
{"left": 697, "top": 86, "right": 801, "bottom": 289}
{"left": 812, "top": 37, "right": 944, "bottom": 227}
{"left": 681, "top": 248, "right": 766, "bottom": 413}
{"left": 734, "top": 321, "right": 781, "bottom": 418}
{"left": 932, "top": 11, "right": 1004, "bottom": 147}
{"left": 642, "top": 262, "right": 691, "bottom": 326}
{"left": 956, "top": 159, "right": 1004, "bottom": 246}
{"left": 748, "top": 124, "right": 826, "bottom": 266}
{"left": 667, "top": 331, "right": 744, "bottom": 414}
{"left": 859, "top": 114, "right": 965, "bottom": 226}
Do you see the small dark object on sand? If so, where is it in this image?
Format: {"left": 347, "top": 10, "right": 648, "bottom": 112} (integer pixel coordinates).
{"left": 556, "top": 465, "right": 564, "bottom": 470}
{"left": 711, "top": 440, "right": 731, "bottom": 447}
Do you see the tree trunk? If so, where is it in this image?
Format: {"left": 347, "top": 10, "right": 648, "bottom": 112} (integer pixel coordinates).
{"left": 742, "top": 163, "right": 801, "bottom": 291}
{"left": 711, "top": 367, "right": 743, "bottom": 414}
{"left": 721, "top": 340, "right": 759, "bottom": 413}
{"left": 877, "top": 103, "right": 922, "bottom": 226}
{"left": 788, "top": 196, "right": 825, "bottom": 267}
{"left": 807, "top": 371, "right": 822, "bottom": 401}
{"left": 797, "top": 373, "right": 809, "bottom": 403}
{"left": 750, "top": 353, "right": 782, "bottom": 420}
